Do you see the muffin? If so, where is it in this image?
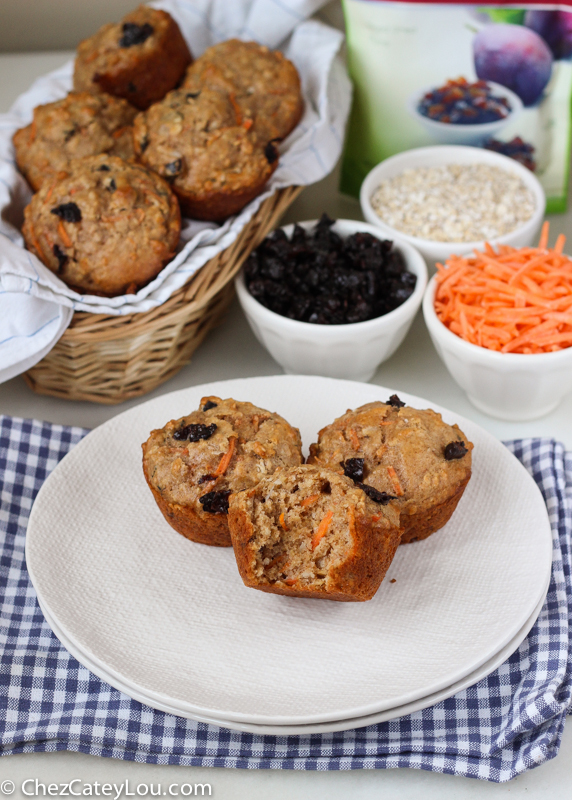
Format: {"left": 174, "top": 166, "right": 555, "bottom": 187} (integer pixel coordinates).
{"left": 73, "top": 5, "right": 192, "bottom": 110}
{"left": 307, "top": 396, "right": 473, "bottom": 544}
{"left": 228, "top": 464, "right": 402, "bottom": 601}
{"left": 133, "top": 85, "right": 278, "bottom": 221}
{"left": 183, "top": 39, "right": 303, "bottom": 144}
{"left": 22, "top": 154, "right": 180, "bottom": 296}
{"left": 142, "top": 396, "right": 303, "bottom": 547}
{"left": 12, "top": 91, "right": 136, "bottom": 193}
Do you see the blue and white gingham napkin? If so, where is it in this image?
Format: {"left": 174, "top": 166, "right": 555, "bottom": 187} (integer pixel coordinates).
{"left": 1, "top": 415, "right": 571, "bottom": 781}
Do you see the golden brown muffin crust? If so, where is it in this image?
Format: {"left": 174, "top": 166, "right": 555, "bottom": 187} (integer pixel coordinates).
{"left": 229, "top": 464, "right": 402, "bottom": 601}
{"left": 307, "top": 399, "right": 473, "bottom": 544}
{"left": 22, "top": 154, "right": 180, "bottom": 296}
{"left": 13, "top": 91, "right": 136, "bottom": 193}
{"left": 73, "top": 5, "right": 192, "bottom": 110}
{"left": 133, "top": 85, "right": 277, "bottom": 221}
{"left": 184, "top": 39, "right": 303, "bottom": 144}
{"left": 142, "top": 396, "right": 303, "bottom": 547}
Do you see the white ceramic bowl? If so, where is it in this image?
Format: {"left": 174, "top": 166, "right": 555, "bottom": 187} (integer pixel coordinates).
{"left": 423, "top": 275, "right": 572, "bottom": 420}
{"left": 360, "top": 145, "right": 546, "bottom": 270}
{"left": 407, "top": 81, "right": 523, "bottom": 146}
{"left": 235, "top": 219, "right": 428, "bottom": 383}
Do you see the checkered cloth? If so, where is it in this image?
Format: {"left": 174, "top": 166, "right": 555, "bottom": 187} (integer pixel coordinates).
{"left": 1, "top": 416, "right": 571, "bottom": 782}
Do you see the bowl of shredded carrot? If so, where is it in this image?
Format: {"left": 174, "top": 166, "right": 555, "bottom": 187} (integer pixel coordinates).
{"left": 422, "top": 222, "right": 572, "bottom": 420}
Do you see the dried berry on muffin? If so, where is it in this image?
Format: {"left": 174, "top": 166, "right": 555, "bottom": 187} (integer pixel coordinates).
{"left": 142, "top": 397, "right": 303, "bottom": 547}
{"left": 307, "top": 398, "right": 473, "bottom": 544}
{"left": 22, "top": 154, "right": 180, "bottom": 296}
{"left": 228, "top": 464, "right": 402, "bottom": 601}
{"left": 12, "top": 92, "right": 136, "bottom": 193}
{"left": 133, "top": 85, "right": 278, "bottom": 221}
{"left": 73, "top": 5, "right": 192, "bottom": 110}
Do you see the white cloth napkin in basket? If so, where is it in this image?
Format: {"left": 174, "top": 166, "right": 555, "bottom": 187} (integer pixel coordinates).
{"left": 0, "top": 0, "right": 351, "bottom": 382}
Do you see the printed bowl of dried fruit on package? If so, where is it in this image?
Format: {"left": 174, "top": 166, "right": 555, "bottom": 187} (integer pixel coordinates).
{"left": 360, "top": 145, "right": 545, "bottom": 269}
{"left": 423, "top": 222, "right": 572, "bottom": 421}
{"left": 235, "top": 216, "right": 427, "bottom": 382}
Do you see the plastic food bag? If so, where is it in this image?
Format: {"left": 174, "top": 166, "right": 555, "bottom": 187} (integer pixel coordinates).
{"left": 341, "top": 1, "right": 572, "bottom": 212}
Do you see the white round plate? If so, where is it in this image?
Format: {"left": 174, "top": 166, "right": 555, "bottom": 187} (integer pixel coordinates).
{"left": 26, "top": 376, "right": 553, "bottom": 726}
{"left": 38, "top": 575, "right": 548, "bottom": 735}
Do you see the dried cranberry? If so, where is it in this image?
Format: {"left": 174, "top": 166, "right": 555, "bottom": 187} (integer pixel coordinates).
{"left": 97, "top": 164, "right": 110, "bottom": 171}
{"left": 139, "top": 136, "right": 149, "bottom": 153}
{"left": 202, "top": 400, "right": 218, "bottom": 411}
{"left": 386, "top": 394, "right": 405, "bottom": 408}
{"left": 264, "top": 142, "right": 279, "bottom": 164}
{"left": 51, "top": 203, "right": 81, "bottom": 223}
{"left": 444, "top": 441, "right": 468, "bottom": 460}
{"left": 165, "top": 159, "right": 182, "bottom": 177}
{"left": 341, "top": 458, "right": 365, "bottom": 483}
{"left": 173, "top": 423, "right": 217, "bottom": 442}
{"left": 198, "top": 474, "right": 215, "bottom": 485}
{"left": 357, "top": 484, "right": 397, "bottom": 505}
{"left": 119, "top": 22, "right": 154, "bottom": 48}
{"left": 52, "top": 244, "right": 67, "bottom": 273}
{"left": 106, "top": 178, "right": 116, "bottom": 192}
{"left": 199, "top": 490, "right": 231, "bottom": 514}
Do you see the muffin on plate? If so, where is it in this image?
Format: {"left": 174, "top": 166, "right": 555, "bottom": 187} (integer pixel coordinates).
{"left": 142, "top": 396, "right": 303, "bottom": 547}
{"left": 22, "top": 154, "right": 180, "bottom": 296}
{"left": 12, "top": 91, "right": 136, "bottom": 192}
{"left": 183, "top": 39, "right": 303, "bottom": 144}
{"left": 133, "top": 85, "right": 278, "bottom": 221}
{"left": 307, "top": 396, "right": 473, "bottom": 544}
{"left": 73, "top": 5, "right": 192, "bottom": 110}
{"left": 229, "top": 464, "right": 402, "bottom": 601}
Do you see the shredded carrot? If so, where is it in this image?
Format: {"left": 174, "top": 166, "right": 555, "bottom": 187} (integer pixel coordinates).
{"left": 347, "top": 428, "right": 360, "bottom": 450}
{"left": 284, "top": 578, "right": 297, "bottom": 586}
{"left": 348, "top": 506, "right": 356, "bottom": 538}
{"left": 112, "top": 126, "right": 130, "bottom": 139}
{"left": 434, "top": 224, "right": 572, "bottom": 354}
{"left": 301, "top": 493, "right": 320, "bottom": 508}
{"left": 213, "top": 437, "right": 236, "bottom": 476}
{"left": 311, "top": 510, "right": 334, "bottom": 551}
{"left": 279, "top": 512, "right": 288, "bottom": 531}
{"left": 26, "top": 219, "right": 43, "bottom": 257}
{"left": 57, "top": 220, "right": 72, "bottom": 248}
{"left": 387, "top": 466, "right": 404, "bottom": 496}
{"left": 229, "top": 92, "right": 242, "bottom": 126}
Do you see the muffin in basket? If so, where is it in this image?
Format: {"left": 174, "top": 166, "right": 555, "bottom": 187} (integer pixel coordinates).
{"left": 73, "top": 5, "right": 192, "bottom": 110}
{"left": 22, "top": 154, "right": 180, "bottom": 297}
{"left": 133, "top": 85, "right": 278, "bottom": 221}
{"left": 183, "top": 39, "right": 303, "bottom": 144}
{"left": 142, "top": 396, "right": 303, "bottom": 547}
{"left": 307, "top": 396, "right": 473, "bottom": 544}
{"left": 12, "top": 91, "right": 136, "bottom": 193}
{"left": 228, "top": 464, "right": 402, "bottom": 601}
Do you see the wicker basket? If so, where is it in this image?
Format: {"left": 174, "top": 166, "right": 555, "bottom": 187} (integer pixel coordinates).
{"left": 24, "top": 186, "right": 301, "bottom": 405}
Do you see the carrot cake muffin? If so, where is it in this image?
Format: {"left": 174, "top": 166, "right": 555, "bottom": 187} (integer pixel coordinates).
{"left": 22, "top": 154, "right": 180, "bottom": 296}
{"left": 133, "top": 85, "right": 277, "bottom": 220}
{"left": 184, "top": 39, "right": 303, "bottom": 144}
{"left": 13, "top": 91, "right": 136, "bottom": 193}
{"left": 307, "top": 396, "right": 473, "bottom": 544}
{"left": 73, "top": 5, "right": 192, "bottom": 110}
{"left": 228, "top": 464, "right": 402, "bottom": 601}
{"left": 142, "top": 396, "right": 303, "bottom": 547}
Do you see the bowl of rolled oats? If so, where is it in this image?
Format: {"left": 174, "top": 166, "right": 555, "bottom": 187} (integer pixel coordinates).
{"left": 360, "top": 145, "right": 545, "bottom": 269}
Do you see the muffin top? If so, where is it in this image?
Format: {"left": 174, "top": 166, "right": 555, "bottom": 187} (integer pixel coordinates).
{"left": 307, "top": 398, "right": 473, "bottom": 517}
{"left": 184, "top": 39, "right": 303, "bottom": 143}
{"left": 73, "top": 5, "right": 192, "bottom": 109}
{"left": 22, "top": 154, "right": 180, "bottom": 296}
{"left": 13, "top": 91, "right": 136, "bottom": 192}
{"left": 133, "top": 86, "right": 277, "bottom": 214}
{"left": 142, "top": 396, "right": 303, "bottom": 512}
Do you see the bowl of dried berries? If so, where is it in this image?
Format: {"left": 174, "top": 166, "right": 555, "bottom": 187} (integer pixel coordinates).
{"left": 235, "top": 215, "right": 427, "bottom": 382}
{"left": 408, "top": 79, "right": 523, "bottom": 146}
{"left": 360, "top": 145, "right": 545, "bottom": 270}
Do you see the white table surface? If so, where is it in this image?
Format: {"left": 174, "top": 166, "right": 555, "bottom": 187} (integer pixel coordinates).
{"left": 0, "top": 50, "right": 571, "bottom": 799}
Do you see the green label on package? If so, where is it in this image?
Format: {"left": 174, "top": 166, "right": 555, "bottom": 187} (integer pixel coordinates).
{"left": 341, "top": 1, "right": 572, "bottom": 213}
